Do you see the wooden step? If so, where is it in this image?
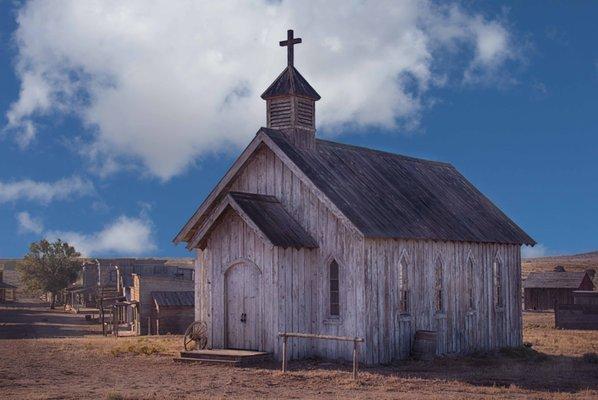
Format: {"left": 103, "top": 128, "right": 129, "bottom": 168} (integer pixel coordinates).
{"left": 176, "top": 349, "right": 270, "bottom": 366}
{"left": 174, "top": 357, "right": 241, "bottom": 365}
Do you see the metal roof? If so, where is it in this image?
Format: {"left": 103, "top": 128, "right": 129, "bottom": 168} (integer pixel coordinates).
{"left": 152, "top": 291, "right": 194, "bottom": 307}
{"left": 524, "top": 271, "right": 590, "bottom": 289}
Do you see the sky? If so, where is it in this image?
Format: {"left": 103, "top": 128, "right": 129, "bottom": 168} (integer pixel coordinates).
{"left": 0, "top": 1, "right": 596, "bottom": 259}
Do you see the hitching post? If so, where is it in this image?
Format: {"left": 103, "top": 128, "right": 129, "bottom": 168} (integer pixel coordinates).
{"left": 352, "top": 339, "right": 359, "bottom": 380}
{"left": 282, "top": 334, "right": 288, "bottom": 373}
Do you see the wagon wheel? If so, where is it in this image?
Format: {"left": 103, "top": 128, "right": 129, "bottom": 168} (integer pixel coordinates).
{"left": 184, "top": 321, "right": 208, "bottom": 351}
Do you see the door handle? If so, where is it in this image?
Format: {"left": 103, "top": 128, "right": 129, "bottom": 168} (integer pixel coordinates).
{"left": 240, "top": 313, "right": 247, "bottom": 323}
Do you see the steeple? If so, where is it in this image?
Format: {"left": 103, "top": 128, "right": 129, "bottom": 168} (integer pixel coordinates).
{"left": 261, "top": 30, "right": 320, "bottom": 150}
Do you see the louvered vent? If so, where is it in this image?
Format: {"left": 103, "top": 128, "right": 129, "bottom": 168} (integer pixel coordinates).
{"left": 268, "top": 98, "right": 292, "bottom": 128}
{"left": 297, "top": 98, "right": 314, "bottom": 128}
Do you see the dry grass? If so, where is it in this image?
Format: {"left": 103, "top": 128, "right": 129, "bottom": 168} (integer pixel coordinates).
{"left": 523, "top": 311, "right": 598, "bottom": 356}
{"left": 522, "top": 251, "right": 598, "bottom": 280}
{"left": 0, "top": 312, "right": 597, "bottom": 399}
{"left": 109, "top": 337, "right": 177, "bottom": 357}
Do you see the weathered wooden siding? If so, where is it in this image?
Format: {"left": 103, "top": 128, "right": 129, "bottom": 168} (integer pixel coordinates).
{"left": 194, "top": 144, "right": 523, "bottom": 364}
{"left": 195, "top": 145, "right": 365, "bottom": 362}
{"left": 524, "top": 288, "right": 574, "bottom": 310}
{"left": 151, "top": 306, "right": 194, "bottom": 335}
{"left": 363, "top": 239, "right": 522, "bottom": 365}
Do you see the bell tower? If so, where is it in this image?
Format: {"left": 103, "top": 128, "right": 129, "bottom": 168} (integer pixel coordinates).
{"left": 261, "top": 30, "right": 320, "bottom": 150}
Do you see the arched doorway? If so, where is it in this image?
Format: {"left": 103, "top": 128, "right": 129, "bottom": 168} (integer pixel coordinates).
{"left": 224, "top": 260, "right": 262, "bottom": 350}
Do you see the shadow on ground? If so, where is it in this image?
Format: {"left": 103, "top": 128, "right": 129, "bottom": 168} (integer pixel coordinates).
{"left": 0, "top": 300, "right": 101, "bottom": 339}
{"left": 261, "top": 349, "right": 598, "bottom": 394}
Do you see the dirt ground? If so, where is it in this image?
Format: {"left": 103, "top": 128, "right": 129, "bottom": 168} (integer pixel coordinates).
{"left": 0, "top": 302, "right": 597, "bottom": 399}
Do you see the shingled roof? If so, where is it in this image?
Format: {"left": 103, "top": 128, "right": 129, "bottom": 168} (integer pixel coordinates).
{"left": 262, "top": 128, "right": 535, "bottom": 245}
{"left": 152, "top": 291, "right": 194, "bottom": 307}
{"left": 0, "top": 281, "right": 16, "bottom": 289}
{"left": 524, "top": 271, "right": 590, "bottom": 289}
{"left": 229, "top": 192, "right": 318, "bottom": 248}
{"left": 261, "top": 66, "right": 321, "bottom": 100}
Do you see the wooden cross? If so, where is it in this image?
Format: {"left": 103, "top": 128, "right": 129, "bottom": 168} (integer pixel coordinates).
{"left": 279, "top": 29, "right": 302, "bottom": 67}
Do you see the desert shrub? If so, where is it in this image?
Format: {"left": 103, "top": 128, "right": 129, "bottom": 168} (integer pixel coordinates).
{"left": 499, "top": 346, "right": 547, "bottom": 362}
{"left": 111, "top": 338, "right": 166, "bottom": 357}
{"left": 106, "top": 393, "right": 125, "bottom": 400}
{"left": 582, "top": 353, "right": 598, "bottom": 364}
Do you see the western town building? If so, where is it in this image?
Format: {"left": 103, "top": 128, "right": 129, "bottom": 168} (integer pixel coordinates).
{"left": 64, "top": 258, "right": 194, "bottom": 335}
{"left": 128, "top": 273, "right": 194, "bottom": 335}
{"left": 65, "top": 258, "right": 193, "bottom": 312}
{"left": 0, "top": 268, "right": 17, "bottom": 303}
{"left": 175, "top": 30, "right": 535, "bottom": 365}
{"left": 524, "top": 267, "right": 595, "bottom": 311}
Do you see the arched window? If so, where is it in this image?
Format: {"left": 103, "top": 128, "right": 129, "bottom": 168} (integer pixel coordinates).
{"left": 467, "top": 257, "right": 475, "bottom": 310}
{"left": 493, "top": 257, "right": 503, "bottom": 307}
{"left": 399, "top": 256, "right": 410, "bottom": 314}
{"left": 435, "top": 257, "right": 443, "bottom": 313}
{"left": 329, "top": 260, "right": 340, "bottom": 317}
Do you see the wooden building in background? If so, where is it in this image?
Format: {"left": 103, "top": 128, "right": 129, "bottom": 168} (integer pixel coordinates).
{"left": 0, "top": 269, "right": 17, "bottom": 302}
{"left": 151, "top": 291, "right": 195, "bottom": 335}
{"left": 130, "top": 274, "right": 194, "bottom": 335}
{"left": 524, "top": 267, "right": 595, "bottom": 310}
{"left": 174, "top": 30, "right": 535, "bottom": 364}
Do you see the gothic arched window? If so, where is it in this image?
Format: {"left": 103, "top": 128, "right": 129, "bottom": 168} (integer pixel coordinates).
{"left": 399, "top": 256, "right": 410, "bottom": 314}
{"left": 435, "top": 257, "right": 444, "bottom": 313}
{"left": 329, "top": 260, "right": 340, "bottom": 317}
{"left": 467, "top": 257, "right": 475, "bottom": 311}
{"left": 493, "top": 257, "right": 503, "bottom": 307}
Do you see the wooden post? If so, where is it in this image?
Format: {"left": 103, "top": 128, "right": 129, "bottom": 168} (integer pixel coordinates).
{"left": 148, "top": 317, "right": 151, "bottom": 335}
{"left": 100, "top": 297, "right": 105, "bottom": 336}
{"left": 277, "top": 332, "right": 363, "bottom": 379}
{"left": 282, "top": 334, "right": 288, "bottom": 373}
{"left": 156, "top": 318, "right": 160, "bottom": 336}
{"left": 113, "top": 305, "right": 119, "bottom": 337}
{"left": 352, "top": 339, "right": 358, "bottom": 380}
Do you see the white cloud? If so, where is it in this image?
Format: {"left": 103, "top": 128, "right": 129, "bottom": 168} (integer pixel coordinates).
{"left": 6, "top": 0, "right": 518, "bottom": 180}
{"left": 0, "top": 176, "right": 94, "bottom": 204}
{"left": 16, "top": 211, "right": 44, "bottom": 234}
{"left": 46, "top": 215, "right": 156, "bottom": 257}
{"left": 522, "top": 244, "right": 549, "bottom": 259}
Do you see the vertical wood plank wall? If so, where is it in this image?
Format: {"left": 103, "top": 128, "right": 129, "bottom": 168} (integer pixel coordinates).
{"left": 194, "top": 145, "right": 523, "bottom": 364}
{"left": 195, "top": 145, "right": 365, "bottom": 362}
{"left": 363, "top": 239, "right": 522, "bottom": 365}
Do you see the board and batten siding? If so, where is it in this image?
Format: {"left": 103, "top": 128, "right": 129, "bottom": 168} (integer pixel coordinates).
{"left": 193, "top": 144, "right": 523, "bottom": 365}
{"left": 195, "top": 145, "right": 365, "bottom": 362}
{"left": 363, "top": 239, "right": 522, "bottom": 365}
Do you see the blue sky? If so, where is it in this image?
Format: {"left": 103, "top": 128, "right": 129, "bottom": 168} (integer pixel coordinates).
{"left": 0, "top": 1, "right": 596, "bottom": 258}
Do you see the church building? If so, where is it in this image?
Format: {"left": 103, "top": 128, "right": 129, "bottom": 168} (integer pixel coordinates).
{"left": 174, "top": 30, "right": 535, "bottom": 365}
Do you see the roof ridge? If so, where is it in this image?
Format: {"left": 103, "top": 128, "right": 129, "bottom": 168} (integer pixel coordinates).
{"left": 315, "top": 138, "right": 453, "bottom": 168}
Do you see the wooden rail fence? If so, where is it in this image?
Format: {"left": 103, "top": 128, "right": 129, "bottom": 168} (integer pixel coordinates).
{"left": 278, "top": 332, "right": 365, "bottom": 379}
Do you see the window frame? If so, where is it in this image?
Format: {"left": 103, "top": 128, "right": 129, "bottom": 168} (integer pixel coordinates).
{"left": 434, "top": 256, "right": 444, "bottom": 314}
{"left": 399, "top": 255, "right": 410, "bottom": 315}
{"left": 328, "top": 259, "right": 341, "bottom": 319}
{"left": 493, "top": 256, "right": 504, "bottom": 308}
{"left": 467, "top": 256, "right": 476, "bottom": 311}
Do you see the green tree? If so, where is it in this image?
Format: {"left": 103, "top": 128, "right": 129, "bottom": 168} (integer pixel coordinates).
{"left": 17, "top": 239, "right": 81, "bottom": 309}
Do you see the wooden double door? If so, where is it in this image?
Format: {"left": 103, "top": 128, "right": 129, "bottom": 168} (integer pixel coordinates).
{"left": 224, "top": 261, "right": 262, "bottom": 350}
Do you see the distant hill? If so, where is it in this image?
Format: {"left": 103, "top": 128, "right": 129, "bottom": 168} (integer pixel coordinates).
{"left": 522, "top": 251, "right": 598, "bottom": 286}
